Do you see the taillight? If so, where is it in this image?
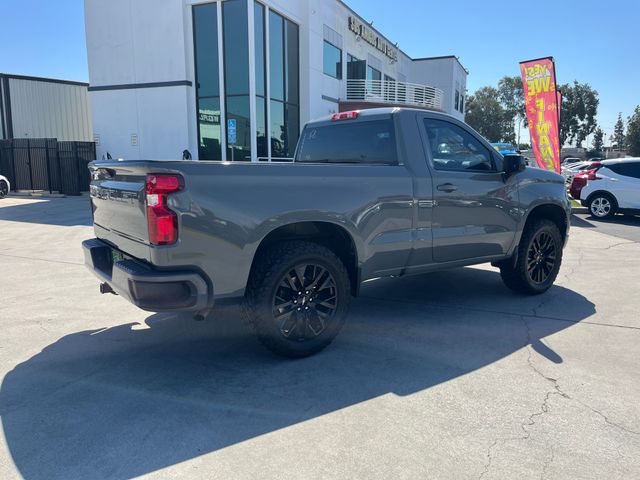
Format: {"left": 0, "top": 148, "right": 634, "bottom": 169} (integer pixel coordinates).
{"left": 583, "top": 168, "right": 600, "bottom": 181}
{"left": 331, "top": 111, "right": 359, "bottom": 121}
{"left": 146, "top": 174, "right": 184, "bottom": 245}
{"left": 569, "top": 169, "right": 599, "bottom": 200}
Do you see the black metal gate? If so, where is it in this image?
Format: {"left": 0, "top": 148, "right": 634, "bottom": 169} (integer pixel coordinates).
{"left": 0, "top": 139, "right": 96, "bottom": 195}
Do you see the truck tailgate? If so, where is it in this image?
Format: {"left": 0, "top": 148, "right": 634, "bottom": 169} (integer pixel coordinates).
{"left": 90, "top": 171, "right": 149, "bottom": 245}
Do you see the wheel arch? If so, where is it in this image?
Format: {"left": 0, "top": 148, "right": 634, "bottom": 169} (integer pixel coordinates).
{"left": 585, "top": 189, "right": 619, "bottom": 209}
{"left": 248, "top": 221, "right": 361, "bottom": 296}
{"left": 523, "top": 203, "right": 569, "bottom": 244}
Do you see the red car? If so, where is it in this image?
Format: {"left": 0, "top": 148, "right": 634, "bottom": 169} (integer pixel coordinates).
{"left": 569, "top": 164, "right": 603, "bottom": 199}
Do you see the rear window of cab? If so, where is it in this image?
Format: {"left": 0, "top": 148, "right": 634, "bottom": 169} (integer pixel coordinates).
{"left": 295, "top": 119, "right": 398, "bottom": 165}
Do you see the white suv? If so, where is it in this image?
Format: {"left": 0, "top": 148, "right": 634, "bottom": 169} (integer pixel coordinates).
{"left": 579, "top": 158, "right": 640, "bottom": 218}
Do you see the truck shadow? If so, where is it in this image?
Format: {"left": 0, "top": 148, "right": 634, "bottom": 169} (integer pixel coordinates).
{"left": 0, "top": 268, "right": 595, "bottom": 479}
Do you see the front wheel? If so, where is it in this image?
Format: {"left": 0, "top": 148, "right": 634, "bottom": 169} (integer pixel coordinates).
{"left": 500, "top": 219, "right": 563, "bottom": 295}
{"left": 0, "top": 181, "right": 8, "bottom": 199}
{"left": 244, "top": 241, "right": 351, "bottom": 358}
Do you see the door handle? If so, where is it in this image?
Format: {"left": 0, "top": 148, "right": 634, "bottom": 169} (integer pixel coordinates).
{"left": 437, "top": 183, "right": 458, "bottom": 193}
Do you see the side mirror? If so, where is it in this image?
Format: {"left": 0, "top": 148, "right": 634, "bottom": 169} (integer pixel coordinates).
{"left": 503, "top": 154, "right": 526, "bottom": 176}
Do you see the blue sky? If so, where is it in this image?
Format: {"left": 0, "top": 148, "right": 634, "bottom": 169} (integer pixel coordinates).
{"left": 0, "top": 0, "right": 638, "bottom": 145}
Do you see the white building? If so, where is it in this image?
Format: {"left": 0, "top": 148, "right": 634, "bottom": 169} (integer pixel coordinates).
{"left": 0, "top": 73, "right": 93, "bottom": 141}
{"left": 84, "top": 0, "right": 468, "bottom": 161}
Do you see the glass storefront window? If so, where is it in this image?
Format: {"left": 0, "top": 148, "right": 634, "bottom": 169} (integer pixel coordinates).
{"left": 270, "top": 100, "right": 285, "bottom": 158}
{"left": 323, "top": 41, "right": 342, "bottom": 79}
{"left": 367, "top": 65, "right": 382, "bottom": 97}
{"left": 256, "top": 96, "right": 267, "bottom": 159}
{"left": 197, "top": 97, "right": 222, "bottom": 160}
{"left": 193, "top": 3, "right": 221, "bottom": 160}
{"left": 367, "top": 65, "right": 382, "bottom": 82}
{"left": 285, "top": 21, "right": 299, "bottom": 105}
{"left": 223, "top": 0, "right": 249, "bottom": 96}
{"left": 285, "top": 103, "right": 299, "bottom": 157}
{"left": 193, "top": 2, "right": 298, "bottom": 161}
{"left": 226, "top": 96, "right": 252, "bottom": 161}
{"left": 255, "top": 2, "right": 267, "bottom": 160}
{"left": 255, "top": 3, "right": 266, "bottom": 98}
{"left": 269, "top": 10, "right": 299, "bottom": 159}
{"left": 269, "top": 12, "right": 284, "bottom": 102}
{"left": 223, "top": 0, "right": 251, "bottom": 161}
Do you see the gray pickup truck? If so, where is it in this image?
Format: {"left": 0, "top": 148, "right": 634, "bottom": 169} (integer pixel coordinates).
{"left": 83, "top": 107, "right": 570, "bottom": 357}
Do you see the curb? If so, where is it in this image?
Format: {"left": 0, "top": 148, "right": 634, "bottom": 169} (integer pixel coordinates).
{"left": 9, "top": 192, "right": 67, "bottom": 199}
{"left": 571, "top": 207, "right": 588, "bottom": 214}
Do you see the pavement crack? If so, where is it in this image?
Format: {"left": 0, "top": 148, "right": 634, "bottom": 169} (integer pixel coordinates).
{"left": 602, "top": 241, "right": 637, "bottom": 250}
{"left": 523, "top": 316, "right": 640, "bottom": 438}
{"left": 478, "top": 439, "right": 500, "bottom": 479}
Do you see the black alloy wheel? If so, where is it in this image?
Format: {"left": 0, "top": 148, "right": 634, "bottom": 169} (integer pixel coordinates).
{"left": 499, "top": 218, "right": 563, "bottom": 295}
{"left": 272, "top": 264, "right": 338, "bottom": 341}
{"left": 244, "top": 241, "right": 351, "bottom": 358}
{"left": 526, "top": 231, "right": 557, "bottom": 284}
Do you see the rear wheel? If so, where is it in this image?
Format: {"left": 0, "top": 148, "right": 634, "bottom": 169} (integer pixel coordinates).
{"left": 500, "top": 219, "right": 563, "bottom": 295}
{"left": 244, "top": 241, "right": 351, "bottom": 358}
{"left": 588, "top": 193, "right": 616, "bottom": 219}
{"left": 0, "top": 181, "right": 8, "bottom": 199}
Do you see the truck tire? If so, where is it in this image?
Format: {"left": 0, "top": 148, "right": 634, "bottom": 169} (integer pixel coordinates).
{"left": 0, "top": 181, "right": 8, "bottom": 199}
{"left": 500, "top": 218, "right": 563, "bottom": 295}
{"left": 244, "top": 241, "right": 351, "bottom": 358}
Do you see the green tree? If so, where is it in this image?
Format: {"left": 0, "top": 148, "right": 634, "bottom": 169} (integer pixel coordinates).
{"left": 558, "top": 81, "right": 599, "bottom": 147}
{"left": 626, "top": 106, "right": 640, "bottom": 156}
{"left": 614, "top": 113, "right": 626, "bottom": 150}
{"left": 498, "top": 76, "right": 527, "bottom": 144}
{"left": 465, "top": 87, "right": 513, "bottom": 143}
{"left": 592, "top": 126, "right": 604, "bottom": 153}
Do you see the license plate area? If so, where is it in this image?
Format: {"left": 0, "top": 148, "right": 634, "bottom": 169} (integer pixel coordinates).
{"left": 111, "top": 249, "right": 127, "bottom": 263}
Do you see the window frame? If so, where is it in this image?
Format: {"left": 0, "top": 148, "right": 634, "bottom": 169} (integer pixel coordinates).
{"left": 421, "top": 117, "right": 498, "bottom": 173}
{"left": 323, "top": 40, "right": 343, "bottom": 79}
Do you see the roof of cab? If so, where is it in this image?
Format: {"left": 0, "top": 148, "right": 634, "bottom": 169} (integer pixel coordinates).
{"left": 602, "top": 157, "right": 640, "bottom": 165}
{"left": 307, "top": 107, "right": 459, "bottom": 126}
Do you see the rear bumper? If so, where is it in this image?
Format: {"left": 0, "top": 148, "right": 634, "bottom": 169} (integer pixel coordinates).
{"left": 82, "top": 238, "right": 211, "bottom": 313}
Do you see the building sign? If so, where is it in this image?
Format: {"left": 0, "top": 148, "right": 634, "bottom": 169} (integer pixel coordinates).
{"left": 348, "top": 17, "right": 398, "bottom": 61}
{"left": 199, "top": 112, "right": 220, "bottom": 124}
{"left": 520, "top": 57, "right": 561, "bottom": 173}
{"left": 227, "top": 119, "right": 237, "bottom": 145}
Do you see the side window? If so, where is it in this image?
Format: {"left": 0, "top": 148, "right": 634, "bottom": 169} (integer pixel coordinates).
{"left": 423, "top": 118, "right": 494, "bottom": 171}
{"left": 609, "top": 162, "right": 640, "bottom": 179}
{"left": 630, "top": 163, "right": 640, "bottom": 179}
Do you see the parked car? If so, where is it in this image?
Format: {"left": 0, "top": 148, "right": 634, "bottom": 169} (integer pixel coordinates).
{"left": 0, "top": 175, "right": 10, "bottom": 198}
{"left": 569, "top": 166, "right": 602, "bottom": 200}
{"left": 490, "top": 143, "right": 519, "bottom": 155}
{"left": 574, "top": 158, "right": 640, "bottom": 218}
{"left": 562, "top": 157, "right": 583, "bottom": 166}
{"left": 83, "top": 107, "right": 571, "bottom": 357}
{"left": 563, "top": 161, "right": 602, "bottom": 187}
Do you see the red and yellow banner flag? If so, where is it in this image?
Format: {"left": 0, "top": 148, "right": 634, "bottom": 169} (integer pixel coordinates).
{"left": 520, "top": 57, "right": 561, "bottom": 173}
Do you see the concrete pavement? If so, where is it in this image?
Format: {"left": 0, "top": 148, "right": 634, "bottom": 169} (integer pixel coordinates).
{"left": 571, "top": 212, "right": 640, "bottom": 243}
{"left": 0, "top": 196, "right": 639, "bottom": 480}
